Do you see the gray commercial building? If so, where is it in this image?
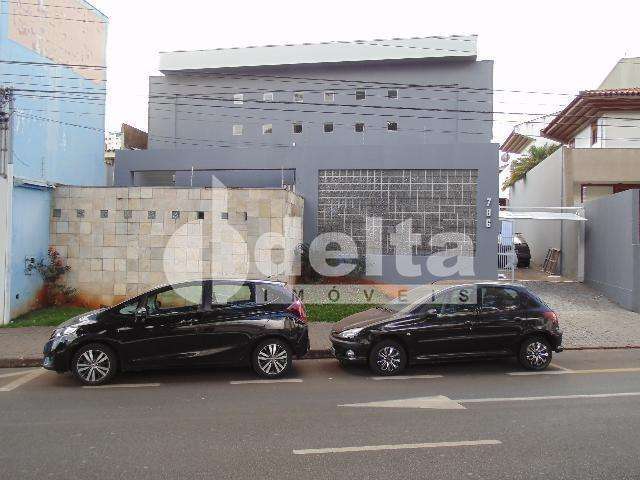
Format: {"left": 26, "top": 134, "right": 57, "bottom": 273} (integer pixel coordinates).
{"left": 115, "top": 36, "right": 499, "bottom": 283}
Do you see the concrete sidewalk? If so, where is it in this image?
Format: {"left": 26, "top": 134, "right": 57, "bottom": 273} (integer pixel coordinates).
{"left": 1, "top": 281, "right": 639, "bottom": 367}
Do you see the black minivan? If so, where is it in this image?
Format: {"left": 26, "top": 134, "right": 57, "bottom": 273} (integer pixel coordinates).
{"left": 43, "top": 280, "right": 309, "bottom": 385}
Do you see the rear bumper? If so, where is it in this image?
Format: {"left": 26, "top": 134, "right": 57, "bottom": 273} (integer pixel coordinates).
{"left": 293, "top": 328, "right": 310, "bottom": 357}
{"left": 551, "top": 331, "right": 564, "bottom": 352}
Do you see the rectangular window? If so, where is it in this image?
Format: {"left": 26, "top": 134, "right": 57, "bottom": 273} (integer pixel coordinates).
{"left": 355, "top": 89, "right": 366, "bottom": 100}
{"left": 294, "top": 92, "right": 304, "bottom": 103}
{"left": 262, "top": 124, "right": 273, "bottom": 135}
{"left": 354, "top": 122, "right": 365, "bottom": 133}
{"left": 324, "top": 122, "right": 334, "bottom": 133}
{"left": 590, "top": 121, "right": 598, "bottom": 146}
{"left": 233, "top": 93, "right": 244, "bottom": 105}
{"left": 263, "top": 92, "right": 274, "bottom": 102}
{"left": 387, "top": 121, "right": 398, "bottom": 132}
{"left": 147, "top": 284, "right": 203, "bottom": 314}
{"left": 211, "top": 283, "right": 254, "bottom": 306}
{"left": 293, "top": 122, "right": 303, "bottom": 134}
{"left": 324, "top": 91, "right": 335, "bottom": 103}
{"left": 232, "top": 124, "right": 243, "bottom": 136}
{"left": 387, "top": 89, "right": 398, "bottom": 99}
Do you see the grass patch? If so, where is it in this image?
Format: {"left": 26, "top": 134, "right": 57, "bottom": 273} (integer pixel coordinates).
{"left": 306, "top": 303, "right": 374, "bottom": 323}
{"left": 5, "top": 306, "right": 91, "bottom": 329}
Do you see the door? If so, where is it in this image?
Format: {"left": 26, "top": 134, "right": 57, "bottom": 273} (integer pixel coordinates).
{"left": 122, "top": 282, "right": 205, "bottom": 368}
{"left": 471, "top": 286, "right": 526, "bottom": 353}
{"left": 195, "top": 281, "right": 266, "bottom": 365}
{"left": 411, "top": 286, "right": 478, "bottom": 357}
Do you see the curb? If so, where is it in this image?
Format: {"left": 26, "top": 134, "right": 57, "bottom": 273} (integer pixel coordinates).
{"left": 2, "top": 346, "right": 640, "bottom": 368}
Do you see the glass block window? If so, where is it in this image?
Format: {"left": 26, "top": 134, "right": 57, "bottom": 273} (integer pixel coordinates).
{"left": 197, "top": 211, "right": 205, "bottom": 220}
{"left": 124, "top": 210, "right": 132, "bottom": 219}
{"left": 221, "top": 212, "right": 229, "bottom": 220}
{"left": 263, "top": 92, "right": 274, "bottom": 102}
{"left": 355, "top": 89, "right": 366, "bottom": 100}
{"left": 323, "top": 122, "right": 334, "bottom": 133}
{"left": 262, "top": 124, "right": 273, "bottom": 135}
{"left": 171, "top": 211, "right": 180, "bottom": 220}
{"left": 324, "top": 91, "right": 335, "bottom": 103}
{"left": 293, "top": 122, "right": 303, "bottom": 134}
{"left": 148, "top": 211, "right": 156, "bottom": 220}
{"left": 52, "top": 209, "right": 61, "bottom": 218}
{"left": 232, "top": 124, "right": 243, "bottom": 136}
{"left": 293, "top": 92, "right": 304, "bottom": 103}
{"left": 355, "top": 122, "right": 365, "bottom": 133}
{"left": 76, "top": 209, "right": 85, "bottom": 218}
{"left": 387, "top": 121, "right": 398, "bottom": 132}
{"left": 100, "top": 210, "right": 109, "bottom": 219}
{"left": 387, "top": 89, "right": 398, "bottom": 99}
{"left": 233, "top": 93, "right": 244, "bottom": 105}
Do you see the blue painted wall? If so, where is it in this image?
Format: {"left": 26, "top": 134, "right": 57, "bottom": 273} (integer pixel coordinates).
{"left": 0, "top": 1, "right": 108, "bottom": 316}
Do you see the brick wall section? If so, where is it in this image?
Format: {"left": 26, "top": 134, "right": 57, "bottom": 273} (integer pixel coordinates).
{"left": 50, "top": 187, "right": 303, "bottom": 307}
{"left": 317, "top": 169, "right": 478, "bottom": 255}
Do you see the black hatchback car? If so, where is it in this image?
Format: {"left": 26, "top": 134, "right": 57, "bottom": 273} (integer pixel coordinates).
{"left": 43, "top": 280, "right": 309, "bottom": 385}
{"left": 330, "top": 283, "right": 562, "bottom": 376}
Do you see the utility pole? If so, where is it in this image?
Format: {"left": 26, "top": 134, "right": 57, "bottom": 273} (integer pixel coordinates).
{"left": 0, "top": 87, "right": 13, "bottom": 325}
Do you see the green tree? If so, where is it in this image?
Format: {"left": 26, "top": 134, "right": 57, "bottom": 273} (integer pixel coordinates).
{"left": 502, "top": 143, "right": 561, "bottom": 190}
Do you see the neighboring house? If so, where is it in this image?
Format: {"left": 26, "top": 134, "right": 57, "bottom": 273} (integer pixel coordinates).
{"left": 501, "top": 59, "right": 640, "bottom": 279}
{"left": 115, "top": 36, "right": 500, "bottom": 283}
{"left": 105, "top": 124, "right": 148, "bottom": 185}
{"left": 0, "top": 1, "right": 108, "bottom": 318}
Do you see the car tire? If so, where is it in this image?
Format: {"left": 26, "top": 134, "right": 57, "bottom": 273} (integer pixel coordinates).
{"left": 369, "top": 340, "right": 407, "bottom": 376}
{"left": 252, "top": 338, "right": 292, "bottom": 378}
{"left": 519, "top": 336, "right": 552, "bottom": 371}
{"left": 71, "top": 343, "right": 118, "bottom": 386}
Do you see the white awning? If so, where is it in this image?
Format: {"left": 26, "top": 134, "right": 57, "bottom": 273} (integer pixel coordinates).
{"left": 499, "top": 211, "right": 587, "bottom": 221}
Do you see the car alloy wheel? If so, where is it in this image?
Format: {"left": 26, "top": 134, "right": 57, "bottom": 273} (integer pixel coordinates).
{"left": 72, "top": 343, "right": 117, "bottom": 385}
{"left": 253, "top": 339, "right": 292, "bottom": 378}
{"left": 525, "top": 341, "right": 550, "bottom": 368}
{"left": 377, "top": 346, "right": 401, "bottom": 373}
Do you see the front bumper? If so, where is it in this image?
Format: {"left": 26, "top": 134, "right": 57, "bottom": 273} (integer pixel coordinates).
{"left": 330, "top": 334, "right": 369, "bottom": 363}
{"left": 293, "top": 327, "right": 310, "bottom": 357}
{"left": 552, "top": 331, "right": 564, "bottom": 352}
{"left": 42, "top": 336, "right": 74, "bottom": 372}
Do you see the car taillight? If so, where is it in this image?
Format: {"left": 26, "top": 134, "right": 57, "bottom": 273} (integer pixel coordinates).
{"left": 543, "top": 311, "right": 559, "bottom": 328}
{"left": 287, "top": 299, "right": 307, "bottom": 323}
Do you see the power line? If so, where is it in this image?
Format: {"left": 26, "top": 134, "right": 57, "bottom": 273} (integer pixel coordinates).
{"left": 1, "top": 0, "right": 105, "bottom": 14}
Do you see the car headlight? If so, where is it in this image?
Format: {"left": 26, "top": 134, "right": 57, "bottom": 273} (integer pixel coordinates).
{"left": 336, "top": 327, "right": 364, "bottom": 339}
{"left": 53, "top": 325, "right": 79, "bottom": 338}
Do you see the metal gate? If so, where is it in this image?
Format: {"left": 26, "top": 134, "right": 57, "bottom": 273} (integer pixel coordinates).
{"left": 498, "top": 220, "right": 515, "bottom": 281}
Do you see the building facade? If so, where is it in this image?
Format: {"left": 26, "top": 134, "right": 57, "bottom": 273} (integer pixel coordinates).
{"left": 0, "top": 1, "right": 108, "bottom": 318}
{"left": 116, "top": 36, "right": 499, "bottom": 283}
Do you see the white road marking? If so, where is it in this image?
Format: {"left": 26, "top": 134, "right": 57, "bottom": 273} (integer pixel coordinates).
{"left": 458, "top": 392, "right": 640, "bottom": 403}
{"left": 550, "top": 363, "right": 572, "bottom": 371}
{"left": 341, "top": 392, "right": 640, "bottom": 410}
{"left": 293, "top": 439, "right": 501, "bottom": 455}
{"left": 0, "top": 369, "right": 46, "bottom": 392}
{"left": 230, "top": 379, "right": 303, "bottom": 385}
{"left": 370, "top": 374, "right": 443, "bottom": 381}
{"left": 0, "top": 369, "right": 40, "bottom": 379}
{"left": 508, "top": 367, "right": 640, "bottom": 376}
{"left": 340, "top": 395, "right": 466, "bottom": 410}
{"left": 82, "top": 383, "right": 161, "bottom": 389}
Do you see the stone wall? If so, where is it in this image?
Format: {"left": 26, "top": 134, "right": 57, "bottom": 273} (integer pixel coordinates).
{"left": 50, "top": 187, "right": 303, "bottom": 307}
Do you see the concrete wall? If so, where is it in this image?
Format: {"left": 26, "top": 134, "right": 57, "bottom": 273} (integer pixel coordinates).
{"left": 49, "top": 187, "right": 303, "bottom": 307}
{"left": 116, "top": 143, "right": 500, "bottom": 284}
{"left": 508, "top": 148, "right": 564, "bottom": 269}
{"left": 584, "top": 189, "right": 640, "bottom": 312}
{"left": 147, "top": 59, "right": 494, "bottom": 149}
{"left": 0, "top": 1, "right": 108, "bottom": 317}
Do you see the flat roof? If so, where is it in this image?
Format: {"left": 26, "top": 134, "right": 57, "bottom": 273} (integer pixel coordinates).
{"left": 159, "top": 35, "right": 477, "bottom": 72}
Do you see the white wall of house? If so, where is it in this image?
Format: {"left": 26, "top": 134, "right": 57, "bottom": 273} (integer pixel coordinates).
{"left": 573, "top": 112, "right": 640, "bottom": 149}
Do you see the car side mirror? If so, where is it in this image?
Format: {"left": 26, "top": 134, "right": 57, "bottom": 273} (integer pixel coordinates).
{"left": 134, "top": 306, "right": 148, "bottom": 321}
{"left": 424, "top": 308, "right": 439, "bottom": 317}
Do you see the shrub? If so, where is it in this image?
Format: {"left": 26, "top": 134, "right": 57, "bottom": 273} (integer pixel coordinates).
{"left": 31, "top": 248, "right": 77, "bottom": 307}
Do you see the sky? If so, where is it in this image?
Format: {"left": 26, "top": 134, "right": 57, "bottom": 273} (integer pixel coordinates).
{"left": 90, "top": 0, "right": 640, "bottom": 144}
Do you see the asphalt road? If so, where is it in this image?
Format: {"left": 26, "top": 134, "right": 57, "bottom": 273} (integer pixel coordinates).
{"left": 1, "top": 350, "right": 640, "bottom": 480}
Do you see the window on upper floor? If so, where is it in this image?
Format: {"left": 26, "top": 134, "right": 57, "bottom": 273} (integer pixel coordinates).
{"left": 387, "top": 121, "right": 398, "bottom": 132}
{"left": 355, "top": 122, "right": 365, "bottom": 133}
{"left": 355, "top": 89, "right": 366, "bottom": 101}
{"left": 263, "top": 92, "right": 274, "bottom": 102}
{"left": 324, "top": 91, "right": 335, "bottom": 103}
{"left": 324, "top": 122, "right": 334, "bottom": 133}
{"left": 387, "top": 89, "right": 398, "bottom": 99}
{"left": 294, "top": 92, "right": 304, "bottom": 103}
{"left": 293, "top": 122, "right": 303, "bottom": 134}
{"left": 232, "top": 124, "right": 243, "bottom": 136}
{"left": 233, "top": 93, "right": 244, "bottom": 105}
{"left": 262, "top": 124, "right": 273, "bottom": 135}
{"left": 590, "top": 121, "right": 598, "bottom": 146}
